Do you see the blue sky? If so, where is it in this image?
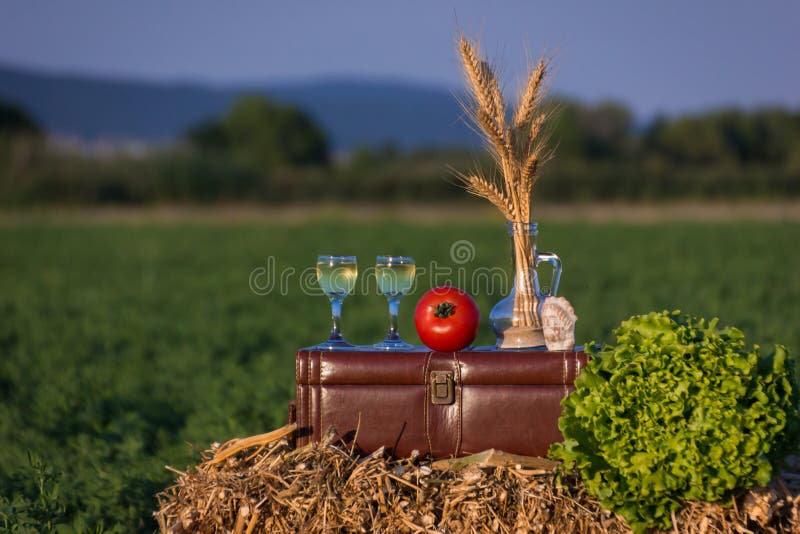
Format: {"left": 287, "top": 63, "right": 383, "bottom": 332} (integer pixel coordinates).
{"left": 1, "top": 0, "right": 798, "bottom": 117}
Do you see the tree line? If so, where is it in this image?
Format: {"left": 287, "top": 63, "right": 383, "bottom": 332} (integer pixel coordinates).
{"left": 1, "top": 95, "right": 798, "bottom": 205}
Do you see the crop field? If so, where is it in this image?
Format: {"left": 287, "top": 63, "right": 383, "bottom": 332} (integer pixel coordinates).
{"left": 1, "top": 217, "right": 799, "bottom": 531}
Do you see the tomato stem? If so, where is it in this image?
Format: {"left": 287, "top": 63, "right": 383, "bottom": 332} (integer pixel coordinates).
{"left": 434, "top": 301, "right": 455, "bottom": 319}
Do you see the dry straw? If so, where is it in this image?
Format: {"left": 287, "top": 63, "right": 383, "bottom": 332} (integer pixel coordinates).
{"left": 155, "top": 424, "right": 800, "bottom": 533}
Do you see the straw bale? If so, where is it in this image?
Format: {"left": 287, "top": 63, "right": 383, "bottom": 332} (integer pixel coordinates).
{"left": 155, "top": 425, "right": 800, "bottom": 533}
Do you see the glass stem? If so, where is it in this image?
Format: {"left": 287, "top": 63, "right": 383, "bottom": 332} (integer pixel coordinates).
{"left": 387, "top": 297, "right": 400, "bottom": 340}
{"left": 329, "top": 297, "right": 343, "bottom": 340}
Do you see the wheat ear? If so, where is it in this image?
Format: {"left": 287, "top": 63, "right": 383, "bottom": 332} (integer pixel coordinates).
{"left": 459, "top": 174, "right": 514, "bottom": 220}
{"left": 458, "top": 37, "right": 506, "bottom": 131}
{"left": 528, "top": 112, "right": 547, "bottom": 146}
{"left": 484, "top": 61, "right": 506, "bottom": 130}
{"left": 513, "top": 59, "right": 547, "bottom": 129}
{"left": 476, "top": 108, "right": 509, "bottom": 159}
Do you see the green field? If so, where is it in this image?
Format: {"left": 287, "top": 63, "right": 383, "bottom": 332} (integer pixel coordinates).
{"left": 1, "top": 218, "right": 799, "bottom": 531}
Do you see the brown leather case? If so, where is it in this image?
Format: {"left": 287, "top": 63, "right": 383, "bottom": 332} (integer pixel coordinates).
{"left": 295, "top": 348, "right": 586, "bottom": 458}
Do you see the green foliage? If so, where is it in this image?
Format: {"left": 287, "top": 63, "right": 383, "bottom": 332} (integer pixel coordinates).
{"left": 645, "top": 108, "right": 800, "bottom": 166}
{"left": 0, "top": 101, "right": 40, "bottom": 136}
{"left": 2, "top": 102, "right": 800, "bottom": 205}
{"left": 1, "top": 453, "right": 68, "bottom": 532}
{"left": 0, "top": 452, "right": 108, "bottom": 532}
{"left": 550, "top": 311, "right": 797, "bottom": 533}
{"left": 547, "top": 98, "right": 634, "bottom": 160}
{"left": 186, "top": 94, "right": 329, "bottom": 174}
{"left": 185, "top": 120, "right": 230, "bottom": 153}
{"left": 0, "top": 99, "right": 43, "bottom": 193}
{"left": 1, "top": 221, "right": 798, "bottom": 530}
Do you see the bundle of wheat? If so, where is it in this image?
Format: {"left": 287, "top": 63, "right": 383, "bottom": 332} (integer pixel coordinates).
{"left": 154, "top": 425, "right": 800, "bottom": 533}
{"left": 454, "top": 36, "right": 558, "bottom": 345}
{"left": 455, "top": 36, "right": 552, "bottom": 224}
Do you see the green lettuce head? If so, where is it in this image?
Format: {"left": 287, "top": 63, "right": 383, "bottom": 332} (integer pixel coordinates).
{"left": 549, "top": 310, "right": 796, "bottom": 533}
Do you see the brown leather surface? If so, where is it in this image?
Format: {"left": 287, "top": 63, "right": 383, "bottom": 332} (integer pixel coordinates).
{"left": 286, "top": 400, "right": 297, "bottom": 448}
{"left": 459, "top": 385, "right": 572, "bottom": 456}
{"left": 425, "top": 352, "right": 461, "bottom": 457}
{"left": 295, "top": 348, "right": 586, "bottom": 458}
{"left": 321, "top": 385, "right": 426, "bottom": 455}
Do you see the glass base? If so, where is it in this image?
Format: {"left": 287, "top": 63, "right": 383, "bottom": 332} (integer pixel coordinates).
{"left": 373, "top": 337, "right": 414, "bottom": 351}
{"left": 312, "top": 336, "right": 354, "bottom": 351}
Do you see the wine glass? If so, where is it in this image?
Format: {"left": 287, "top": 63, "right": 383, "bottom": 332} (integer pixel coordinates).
{"left": 373, "top": 255, "right": 416, "bottom": 350}
{"left": 314, "top": 255, "right": 358, "bottom": 350}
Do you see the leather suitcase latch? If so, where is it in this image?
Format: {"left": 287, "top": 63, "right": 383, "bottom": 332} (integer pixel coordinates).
{"left": 430, "top": 371, "right": 455, "bottom": 405}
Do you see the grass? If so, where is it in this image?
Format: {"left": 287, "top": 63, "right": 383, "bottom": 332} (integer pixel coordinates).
{"left": 1, "top": 217, "right": 798, "bottom": 531}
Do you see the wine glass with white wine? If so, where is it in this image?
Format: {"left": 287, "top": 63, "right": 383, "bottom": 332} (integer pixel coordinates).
{"left": 373, "top": 255, "right": 416, "bottom": 350}
{"left": 314, "top": 255, "right": 358, "bottom": 350}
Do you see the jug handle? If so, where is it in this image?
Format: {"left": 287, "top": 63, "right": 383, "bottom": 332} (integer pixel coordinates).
{"left": 536, "top": 252, "right": 562, "bottom": 298}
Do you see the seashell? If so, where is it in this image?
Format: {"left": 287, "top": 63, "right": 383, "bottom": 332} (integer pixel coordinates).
{"left": 541, "top": 296, "right": 578, "bottom": 351}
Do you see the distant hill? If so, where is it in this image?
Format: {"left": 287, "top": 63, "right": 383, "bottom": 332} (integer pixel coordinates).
{"left": 0, "top": 64, "right": 478, "bottom": 151}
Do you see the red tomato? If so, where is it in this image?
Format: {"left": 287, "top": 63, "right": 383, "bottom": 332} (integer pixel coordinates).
{"left": 414, "top": 286, "right": 480, "bottom": 351}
